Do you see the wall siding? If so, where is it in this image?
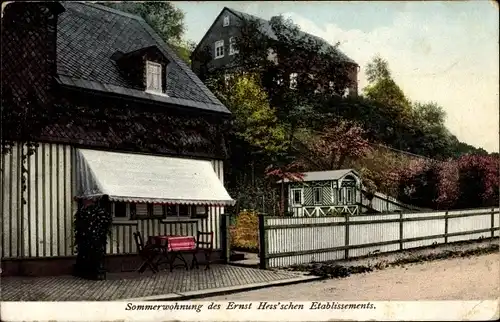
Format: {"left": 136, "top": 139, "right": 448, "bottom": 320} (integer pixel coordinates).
{"left": 1, "top": 143, "right": 225, "bottom": 259}
{"left": 1, "top": 143, "right": 74, "bottom": 258}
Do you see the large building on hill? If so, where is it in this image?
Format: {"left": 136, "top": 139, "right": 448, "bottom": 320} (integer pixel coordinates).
{"left": 190, "top": 7, "right": 359, "bottom": 96}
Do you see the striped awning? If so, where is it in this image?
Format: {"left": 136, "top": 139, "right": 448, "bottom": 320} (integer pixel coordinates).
{"left": 75, "top": 149, "right": 235, "bottom": 206}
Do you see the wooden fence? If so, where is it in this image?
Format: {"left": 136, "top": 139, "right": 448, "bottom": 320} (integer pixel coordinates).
{"left": 258, "top": 207, "right": 500, "bottom": 268}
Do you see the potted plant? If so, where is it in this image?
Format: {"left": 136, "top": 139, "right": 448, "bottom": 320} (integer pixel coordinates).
{"left": 73, "top": 197, "right": 112, "bottom": 280}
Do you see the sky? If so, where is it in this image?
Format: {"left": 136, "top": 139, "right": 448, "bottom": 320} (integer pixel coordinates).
{"left": 175, "top": 1, "right": 499, "bottom": 153}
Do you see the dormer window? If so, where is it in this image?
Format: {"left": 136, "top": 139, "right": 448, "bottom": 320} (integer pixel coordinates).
{"left": 146, "top": 61, "right": 162, "bottom": 93}
{"left": 223, "top": 15, "right": 230, "bottom": 27}
{"left": 112, "top": 46, "right": 169, "bottom": 95}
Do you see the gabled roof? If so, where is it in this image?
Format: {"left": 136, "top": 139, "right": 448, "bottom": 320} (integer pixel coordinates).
{"left": 56, "top": 2, "right": 230, "bottom": 114}
{"left": 283, "top": 169, "right": 361, "bottom": 182}
{"left": 225, "top": 7, "right": 358, "bottom": 66}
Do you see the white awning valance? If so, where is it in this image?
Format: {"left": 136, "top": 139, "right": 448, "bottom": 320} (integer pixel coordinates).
{"left": 75, "top": 149, "right": 235, "bottom": 206}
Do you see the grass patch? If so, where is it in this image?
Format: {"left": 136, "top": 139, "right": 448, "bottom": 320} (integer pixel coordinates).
{"left": 287, "top": 244, "right": 499, "bottom": 279}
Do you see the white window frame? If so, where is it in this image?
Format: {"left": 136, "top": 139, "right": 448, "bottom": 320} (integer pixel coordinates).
{"left": 223, "top": 15, "right": 230, "bottom": 27}
{"left": 291, "top": 188, "right": 303, "bottom": 206}
{"left": 331, "top": 182, "right": 337, "bottom": 204}
{"left": 313, "top": 187, "right": 322, "bottom": 205}
{"left": 290, "top": 73, "right": 298, "bottom": 89}
{"left": 346, "top": 188, "right": 355, "bottom": 205}
{"left": 229, "top": 37, "right": 238, "bottom": 55}
{"left": 145, "top": 61, "right": 163, "bottom": 94}
{"left": 223, "top": 73, "right": 231, "bottom": 86}
{"left": 215, "top": 40, "right": 224, "bottom": 59}
{"left": 112, "top": 202, "right": 128, "bottom": 219}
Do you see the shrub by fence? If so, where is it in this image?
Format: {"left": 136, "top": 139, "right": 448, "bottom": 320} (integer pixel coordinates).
{"left": 258, "top": 207, "right": 499, "bottom": 268}
{"left": 230, "top": 210, "right": 259, "bottom": 253}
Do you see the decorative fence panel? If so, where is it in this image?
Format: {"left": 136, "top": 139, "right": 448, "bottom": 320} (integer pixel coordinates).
{"left": 258, "top": 207, "right": 499, "bottom": 269}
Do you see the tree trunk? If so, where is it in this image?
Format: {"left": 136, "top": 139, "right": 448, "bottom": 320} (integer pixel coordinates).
{"left": 337, "top": 153, "right": 347, "bottom": 170}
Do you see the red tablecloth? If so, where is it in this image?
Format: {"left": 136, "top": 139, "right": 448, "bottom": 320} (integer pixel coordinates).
{"left": 155, "top": 235, "right": 196, "bottom": 252}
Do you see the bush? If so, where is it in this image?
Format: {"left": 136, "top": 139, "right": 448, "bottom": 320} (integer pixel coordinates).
{"left": 395, "top": 155, "right": 499, "bottom": 209}
{"left": 229, "top": 210, "right": 259, "bottom": 252}
{"left": 74, "top": 202, "right": 112, "bottom": 280}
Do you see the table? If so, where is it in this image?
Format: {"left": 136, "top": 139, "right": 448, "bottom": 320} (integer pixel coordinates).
{"left": 152, "top": 235, "right": 196, "bottom": 271}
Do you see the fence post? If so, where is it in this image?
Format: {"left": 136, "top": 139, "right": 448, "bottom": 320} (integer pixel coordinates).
{"left": 399, "top": 211, "right": 403, "bottom": 250}
{"left": 491, "top": 208, "right": 495, "bottom": 238}
{"left": 444, "top": 211, "right": 448, "bottom": 244}
{"left": 344, "top": 212, "right": 350, "bottom": 259}
{"left": 258, "top": 214, "right": 268, "bottom": 269}
{"left": 219, "top": 213, "right": 230, "bottom": 263}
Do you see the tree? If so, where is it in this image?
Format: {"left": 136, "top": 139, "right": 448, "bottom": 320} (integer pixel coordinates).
{"left": 295, "top": 119, "right": 372, "bottom": 171}
{"left": 206, "top": 72, "right": 289, "bottom": 213}
{"left": 351, "top": 145, "right": 424, "bottom": 196}
{"left": 209, "top": 73, "right": 288, "bottom": 155}
{"left": 360, "top": 55, "right": 485, "bottom": 159}
{"left": 456, "top": 155, "right": 499, "bottom": 208}
{"left": 265, "top": 162, "right": 304, "bottom": 216}
{"left": 172, "top": 40, "right": 196, "bottom": 66}
{"left": 363, "top": 55, "right": 411, "bottom": 113}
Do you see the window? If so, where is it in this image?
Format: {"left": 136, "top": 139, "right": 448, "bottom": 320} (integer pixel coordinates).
{"left": 313, "top": 187, "right": 322, "bottom": 205}
{"left": 223, "top": 15, "right": 230, "bottom": 27}
{"left": 229, "top": 37, "right": 238, "bottom": 55}
{"left": 164, "top": 205, "right": 177, "bottom": 217}
{"left": 130, "top": 203, "right": 136, "bottom": 218}
{"left": 192, "top": 205, "right": 209, "bottom": 218}
{"left": 290, "top": 73, "right": 298, "bottom": 89}
{"left": 162, "top": 205, "right": 193, "bottom": 218}
{"left": 179, "top": 205, "right": 190, "bottom": 217}
{"left": 114, "top": 202, "right": 127, "bottom": 218}
{"left": 267, "top": 48, "right": 278, "bottom": 64}
{"left": 347, "top": 188, "right": 354, "bottom": 204}
{"left": 291, "top": 188, "right": 303, "bottom": 205}
{"left": 215, "top": 40, "right": 224, "bottom": 59}
{"left": 146, "top": 61, "right": 163, "bottom": 93}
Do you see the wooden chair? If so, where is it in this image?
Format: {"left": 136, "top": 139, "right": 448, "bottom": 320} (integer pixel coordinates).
{"left": 133, "top": 231, "right": 160, "bottom": 273}
{"left": 191, "top": 231, "right": 214, "bottom": 270}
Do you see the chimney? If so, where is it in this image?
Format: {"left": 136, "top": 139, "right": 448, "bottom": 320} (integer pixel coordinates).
{"left": 1, "top": 2, "right": 65, "bottom": 106}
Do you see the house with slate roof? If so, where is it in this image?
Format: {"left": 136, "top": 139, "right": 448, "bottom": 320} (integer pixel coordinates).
{"left": 1, "top": 2, "right": 235, "bottom": 276}
{"left": 191, "top": 7, "right": 359, "bottom": 96}
{"left": 283, "top": 169, "right": 424, "bottom": 217}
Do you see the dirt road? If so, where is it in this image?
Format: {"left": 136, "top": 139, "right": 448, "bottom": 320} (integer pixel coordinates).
{"left": 200, "top": 253, "right": 499, "bottom": 301}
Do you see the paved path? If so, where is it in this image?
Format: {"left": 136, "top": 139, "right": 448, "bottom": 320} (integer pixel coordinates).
{"left": 1, "top": 264, "right": 311, "bottom": 301}
{"left": 199, "top": 253, "right": 499, "bottom": 301}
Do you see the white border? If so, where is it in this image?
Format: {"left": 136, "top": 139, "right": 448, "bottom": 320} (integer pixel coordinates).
{"left": 0, "top": 301, "right": 498, "bottom": 321}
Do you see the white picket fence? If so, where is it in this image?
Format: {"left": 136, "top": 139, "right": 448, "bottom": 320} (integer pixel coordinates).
{"left": 259, "top": 207, "right": 499, "bottom": 268}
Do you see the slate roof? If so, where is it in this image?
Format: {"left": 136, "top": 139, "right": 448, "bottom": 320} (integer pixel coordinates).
{"left": 283, "top": 169, "right": 361, "bottom": 182}
{"left": 56, "top": 2, "right": 230, "bottom": 114}
{"left": 226, "top": 7, "right": 357, "bottom": 66}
